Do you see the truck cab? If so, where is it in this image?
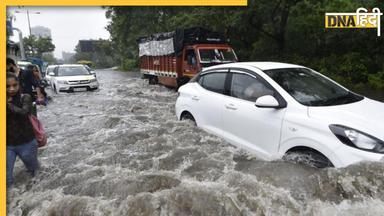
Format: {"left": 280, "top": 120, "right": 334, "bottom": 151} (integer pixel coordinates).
{"left": 182, "top": 44, "right": 237, "bottom": 79}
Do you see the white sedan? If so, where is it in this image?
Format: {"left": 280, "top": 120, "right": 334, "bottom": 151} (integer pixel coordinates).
{"left": 48, "top": 64, "right": 99, "bottom": 93}
{"left": 175, "top": 62, "right": 384, "bottom": 168}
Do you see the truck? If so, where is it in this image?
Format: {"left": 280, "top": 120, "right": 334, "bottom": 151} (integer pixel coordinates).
{"left": 138, "top": 27, "right": 238, "bottom": 88}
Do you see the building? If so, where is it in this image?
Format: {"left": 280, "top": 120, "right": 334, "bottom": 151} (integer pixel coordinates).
{"left": 31, "top": 26, "right": 51, "bottom": 38}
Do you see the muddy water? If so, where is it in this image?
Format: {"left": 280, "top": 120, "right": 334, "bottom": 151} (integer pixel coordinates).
{"left": 7, "top": 69, "right": 384, "bottom": 216}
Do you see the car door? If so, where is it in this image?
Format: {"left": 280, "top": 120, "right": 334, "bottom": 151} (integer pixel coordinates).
{"left": 192, "top": 69, "right": 229, "bottom": 135}
{"left": 222, "top": 69, "right": 287, "bottom": 159}
{"left": 45, "top": 66, "right": 54, "bottom": 83}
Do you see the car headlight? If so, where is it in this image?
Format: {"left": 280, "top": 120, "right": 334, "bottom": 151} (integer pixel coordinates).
{"left": 329, "top": 124, "right": 384, "bottom": 153}
{"left": 90, "top": 78, "right": 97, "bottom": 83}
{"left": 57, "top": 80, "right": 68, "bottom": 84}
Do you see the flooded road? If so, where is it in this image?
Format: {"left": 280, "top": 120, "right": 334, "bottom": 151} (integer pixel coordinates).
{"left": 7, "top": 69, "right": 384, "bottom": 216}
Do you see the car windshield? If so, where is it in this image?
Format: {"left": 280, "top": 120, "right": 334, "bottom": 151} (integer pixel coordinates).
{"left": 58, "top": 66, "right": 90, "bottom": 76}
{"left": 264, "top": 68, "right": 363, "bottom": 106}
{"left": 199, "top": 49, "right": 237, "bottom": 63}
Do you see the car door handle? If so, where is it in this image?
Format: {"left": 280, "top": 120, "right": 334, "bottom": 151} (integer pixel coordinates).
{"left": 225, "top": 104, "right": 238, "bottom": 110}
{"left": 192, "top": 96, "right": 200, "bottom": 101}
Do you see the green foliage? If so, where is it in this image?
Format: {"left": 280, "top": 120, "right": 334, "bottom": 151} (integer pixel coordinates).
{"left": 41, "top": 53, "right": 57, "bottom": 64}
{"left": 23, "top": 35, "right": 55, "bottom": 58}
{"left": 74, "top": 39, "right": 116, "bottom": 69}
{"left": 121, "top": 58, "right": 137, "bottom": 71}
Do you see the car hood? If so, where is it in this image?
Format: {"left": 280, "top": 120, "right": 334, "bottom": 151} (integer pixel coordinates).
{"left": 56, "top": 75, "right": 95, "bottom": 81}
{"left": 308, "top": 98, "right": 384, "bottom": 140}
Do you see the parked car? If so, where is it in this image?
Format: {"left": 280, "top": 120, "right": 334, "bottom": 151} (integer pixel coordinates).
{"left": 48, "top": 64, "right": 99, "bottom": 93}
{"left": 17, "top": 60, "right": 33, "bottom": 71}
{"left": 175, "top": 62, "right": 384, "bottom": 168}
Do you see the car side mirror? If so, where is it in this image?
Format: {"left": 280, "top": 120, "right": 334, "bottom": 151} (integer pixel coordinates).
{"left": 255, "top": 95, "right": 280, "bottom": 108}
{"left": 48, "top": 72, "right": 55, "bottom": 76}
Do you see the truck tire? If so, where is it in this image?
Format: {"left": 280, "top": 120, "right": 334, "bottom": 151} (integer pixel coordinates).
{"left": 176, "top": 77, "right": 190, "bottom": 88}
{"left": 148, "top": 76, "right": 158, "bottom": 85}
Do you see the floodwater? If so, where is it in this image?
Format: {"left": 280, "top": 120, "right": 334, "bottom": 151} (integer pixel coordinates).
{"left": 7, "top": 69, "right": 384, "bottom": 216}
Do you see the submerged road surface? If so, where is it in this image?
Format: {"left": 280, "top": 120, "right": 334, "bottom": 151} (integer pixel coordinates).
{"left": 7, "top": 69, "right": 384, "bottom": 216}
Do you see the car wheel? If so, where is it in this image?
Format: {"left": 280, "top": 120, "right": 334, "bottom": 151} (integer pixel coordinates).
{"left": 181, "top": 112, "right": 196, "bottom": 125}
{"left": 283, "top": 149, "right": 334, "bottom": 168}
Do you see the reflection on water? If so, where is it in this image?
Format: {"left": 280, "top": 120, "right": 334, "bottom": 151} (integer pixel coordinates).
{"left": 7, "top": 69, "right": 384, "bottom": 216}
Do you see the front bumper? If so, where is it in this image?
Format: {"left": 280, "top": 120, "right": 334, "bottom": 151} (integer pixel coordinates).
{"left": 333, "top": 144, "right": 384, "bottom": 167}
{"left": 58, "top": 82, "right": 99, "bottom": 92}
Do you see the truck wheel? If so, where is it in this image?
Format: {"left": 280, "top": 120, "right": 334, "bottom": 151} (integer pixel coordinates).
{"left": 148, "top": 76, "right": 158, "bottom": 85}
{"left": 176, "top": 77, "right": 190, "bottom": 88}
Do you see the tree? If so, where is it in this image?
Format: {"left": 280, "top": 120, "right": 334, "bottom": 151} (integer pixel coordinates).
{"left": 23, "top": 35, "right": 55, "bottom": 58}
{"left": 41, "top": 53, "right": 57, "bottom": 64}
{"left": 73, "top": 39, "right": 116, "bottom": 68}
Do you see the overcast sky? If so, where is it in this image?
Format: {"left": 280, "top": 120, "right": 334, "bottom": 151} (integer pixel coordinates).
{"left": 8, "top": 7, "right": 110, "bottom": 59}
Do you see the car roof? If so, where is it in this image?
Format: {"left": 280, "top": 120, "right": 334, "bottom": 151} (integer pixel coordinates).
{"left": 17, "top": 61, "right": 33, "bottom": 65}
{"left": 203, "top": 62, "right": 305, "bottom": 71}
{"left": 57, "top": 64, "right": 86, "bottom": 67}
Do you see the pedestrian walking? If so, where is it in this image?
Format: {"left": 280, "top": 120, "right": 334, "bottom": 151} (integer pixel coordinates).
{"left": 6, "top": 72, "right": 39, "bottom": 187}
{"left": 31, "top": 65, "right": 49, "bottom": 106}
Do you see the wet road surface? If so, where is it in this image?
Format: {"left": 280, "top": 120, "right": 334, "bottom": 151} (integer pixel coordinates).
{"left": 7, "top": 69, "right": 384, "bottom": 216}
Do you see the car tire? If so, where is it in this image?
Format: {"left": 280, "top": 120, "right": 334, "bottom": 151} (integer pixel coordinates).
{"left": 283, "top": 149, "right": 334, "bottom": 168}
{"left": 181, "top": 112, "right": 196, "bottom": 125}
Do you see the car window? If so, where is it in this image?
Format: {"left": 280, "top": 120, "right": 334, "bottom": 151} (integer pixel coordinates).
{"left": 264, "top": 68, "right": 363, "bottom": 106}
{"left": 199, "top": 72, "right": 227, "bottom": 94}
{"left": 58, "top": 66, "right": 90, "bottom": 76}
{"left": 47, "top": 67, "right": 54, "bottom": 74}
{"left": 230, "top": 73, "right": 274, "bottom": 102}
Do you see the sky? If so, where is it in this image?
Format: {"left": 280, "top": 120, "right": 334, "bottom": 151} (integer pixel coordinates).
{"left": 8, "top": 7, "right": 110, "bottom": 59}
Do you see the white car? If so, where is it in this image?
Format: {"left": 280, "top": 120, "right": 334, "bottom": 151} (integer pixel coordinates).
{"left": 175, "top": 62, "right": 384, "bottom": 168}
{"left": 48, "top": 64, "right": 99, "bottom": 93}
{"left": 45, "top": 65, "right": 57, "bottom": 84}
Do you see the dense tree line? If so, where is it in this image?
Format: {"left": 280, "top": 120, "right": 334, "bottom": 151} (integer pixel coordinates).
{"left": 73, "top": 39, "right": 115, "bottom": 68}
{"left": 106, "top": 0, "right": 384, "bottom": 98}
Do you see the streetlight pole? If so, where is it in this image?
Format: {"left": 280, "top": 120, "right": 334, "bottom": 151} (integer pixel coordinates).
{"left": 14, "top": 10, "right": 40, "bottom": 37}
{"left": 27, "top": 10, "right": 31, "bottom": 36}
{"left": 14, "top": 9, "right": 40, "bottom": 57}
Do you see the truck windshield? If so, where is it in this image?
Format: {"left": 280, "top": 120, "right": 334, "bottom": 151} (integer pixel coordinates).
{"left": 199, "top": 49, "right": 237, "bottom": 63}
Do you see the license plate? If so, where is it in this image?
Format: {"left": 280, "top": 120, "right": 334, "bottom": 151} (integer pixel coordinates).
{"left": 74, "top": 88, "right": 87, "bottom": 92}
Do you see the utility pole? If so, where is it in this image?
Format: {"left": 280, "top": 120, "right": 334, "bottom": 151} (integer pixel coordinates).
{"left": 14, "top": 9, "right": 40, "bottom": 57}
{"left": 14, "top": 10, "right": 40, "bottom": 37}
